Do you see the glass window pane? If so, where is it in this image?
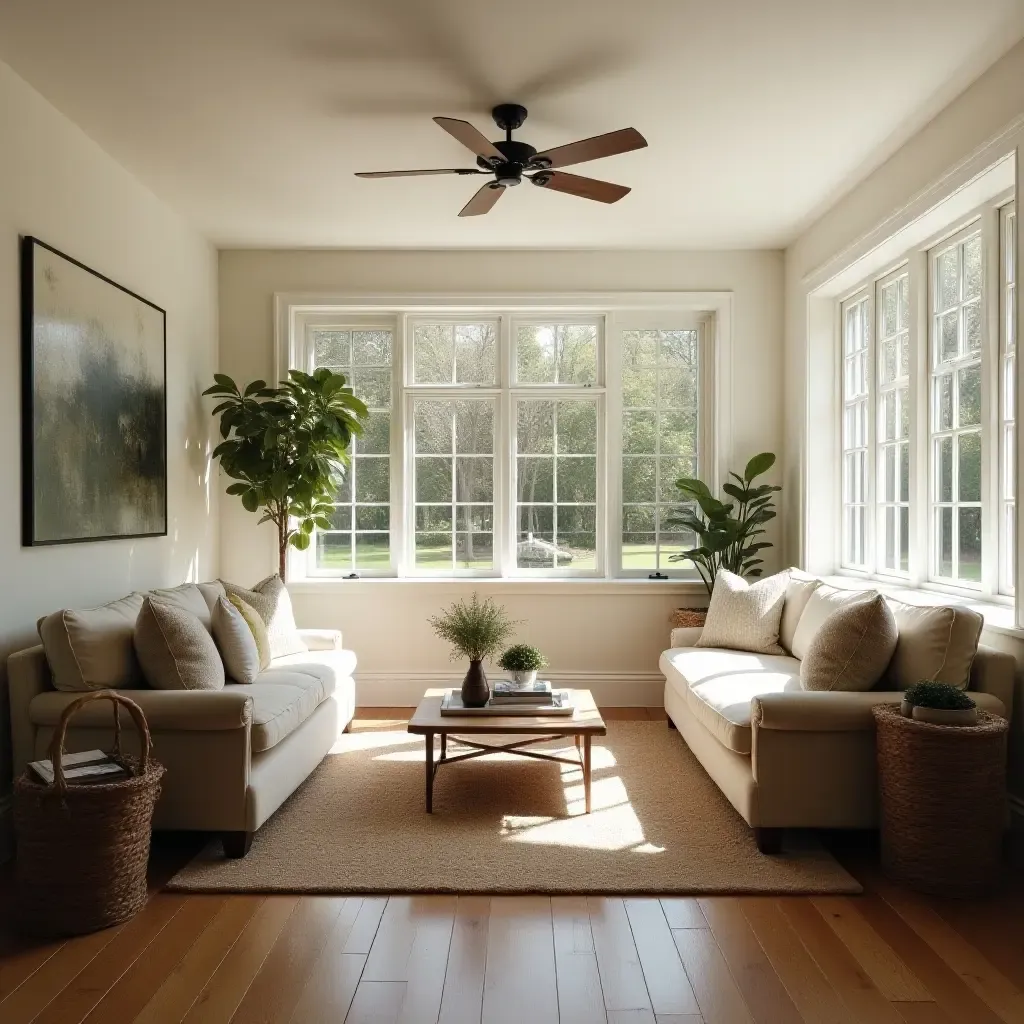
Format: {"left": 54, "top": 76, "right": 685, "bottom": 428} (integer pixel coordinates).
{"left": 414, "top": 324, "right": 454, "bottom": 383}
{"left": 352, "top": 330, "right": 391, "bottom": 365}
{"left": 623, "top": 410, "right": 657, "bottom": 454}
{"left": 556, "top": 402, "right": 597, "bottom": 454}
{"left": 455, "top": 457, "right": 493, "bottom": 503}
{"left": 938, "top": 507, "right": 953, "bottom": 577}
{"left": 415, "top": 534, "right": 452, "bottom": 568}
{"left": 355, "top": 533, "right": 390, "bottom": 569}
{"left": 959, "top": 507, "right": 982, "bottom": 582}
{"left": 881, "top": 340, "right": 897, "bottom": 384}
{"left": 516, "top": 323, "right": 597, "bottom": 384}
{"left": 883, "top": 445, "right": 896, "bottom": 503}
{"left": 881, "top": 391, "right": 896, "bottom": 441}
{"left": 356, "top": 457, "right": 390, "bottom": 503}
{"left": 314, "top": 330, "right": 350, "bottom": 366}
{"left": 937, "top": 249, "right": 960, "bottom": 311}
{"left": 900, "top": 442, "right": 910, "bottom": 504}
{"left": 454, "top": 323, "right": 497, "bottom": 384}
{"left": 883, "top": 282, "right": 899, "bottom": 337}
{"left": 415, "top": 457, "right": 450, "bottom": 502}
{"left": 329, "top": 506, "right": 351, "bottom": 531}
{"left": 557, "top": 456, "right": 597, "bottom": 502}
{"left": 899, "top": 277, "right": 909, "bottom": 331}
{"left": 900, "top": 505, "right": 910, "bottom": 573}
{"left": 456, "top": 401, "right": 493, "bottom": 454}
{"left": 939, "top": 311, "right": 959, "bottom": 362}
{"left": 897, "top": 387, "right": 910, "bottom": 439}
{"left": 624, "top": 330, "right": 659, "bottom": 363}
{"left": 623, "top": 456, "right": 657, "bottom": 503}
{"left": 349, "top": 369, "right": 391, "bottom": 408}
{"left": 937, "top": 437, "right": 953, "bottom": 503}
{"left": 900, "top": 333, "right": 910, "bottom": 377}
{"left": 964, "top": 235, "right": 982, "bottom": 300}
{"left": 958, "top": 432, "right": 981, "bottom": 502}
{"left": 935, "top": 373, "right": 954, "bottom": 431}
{"left": 358, "top": 410, "right": 391, "bottom": 455}
{"left": 416, "top": 505, "right": 452, "bottom": 531}
{"left": 884, "top": 506, "right": 896, "bottom": 570}
{"left": 355, "top": 505, "right": 388, "bottom": 531}
{"left": 455, "top": 532, "right": 492, "bottom": 569}
{"left": 623, "top": 367, "right": 658, "bottom": 408}
{"left": 1006, "top": 424, "right": 1016, "bottom": 500}
{"left": 964, "top": 301, "right": 982, "bottom": 354}
{"left": 518, "top": 401, "right": 554, "bottom": 454}
{"left": 517, "top": 457, "right": 553, "bottom": 503}
{"left": 958, "top": 365, "right": 981, "bottom": 427}
{"left": 316, "top": 532, "right": 351, "bottom": 570}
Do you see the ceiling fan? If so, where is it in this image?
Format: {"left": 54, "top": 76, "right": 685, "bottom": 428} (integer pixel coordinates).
{"left": 355, "top": 104, "right": 647, "bottom": 216}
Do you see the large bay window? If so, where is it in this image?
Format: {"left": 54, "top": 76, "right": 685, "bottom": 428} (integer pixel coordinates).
{"left": 293, "top": 301, "right": 718, "bottom": 580}
{"left": 838, "top": 198, "right": 1016, "bottom": 597}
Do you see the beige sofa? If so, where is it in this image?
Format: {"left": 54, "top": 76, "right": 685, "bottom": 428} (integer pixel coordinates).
{"left": 9, "top": 627, "right": 355, "bottom": 859}
{"left": 661, "top": 588, "right": 1015, "bottom": 853}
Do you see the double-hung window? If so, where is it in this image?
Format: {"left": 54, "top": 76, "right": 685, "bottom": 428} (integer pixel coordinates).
{"left": 293, "top": 303, "right": 715, "bottom": 580}
{"left": 837, "top": 197, "right": 1016, "bottom": 597}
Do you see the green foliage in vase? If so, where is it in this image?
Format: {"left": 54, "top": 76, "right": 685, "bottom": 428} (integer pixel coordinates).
{"left": 665, "top": 452, "right": 781, "bottom": 597}
{"left": 429, "top": 593, "right": 519, "bottom": 662}
{"left": 902, "top": 681, "right": 976, "bottom": 710}
{"left": 498, "top": 644, "right": 548, "bottom": 673}
{"left": 204, "top": 369, "right": 368, "bottom": 579}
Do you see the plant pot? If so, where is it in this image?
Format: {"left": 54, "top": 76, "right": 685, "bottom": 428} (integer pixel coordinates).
{"left": 673, "top": 608, "right": 708, "bottom": 628}
{"left": 461, "top": 660, "right": 490, "bottom": 708}
{"left": 911, "top": 705, "right": 978, "bottom": 727}
{"left": 510, "top": 669, "right": 538, "bottom": 686}
{"left": 901, "top": 698, "right": 913, "bottom": 718}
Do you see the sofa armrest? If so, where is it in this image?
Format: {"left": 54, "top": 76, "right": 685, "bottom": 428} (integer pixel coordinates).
{"left": 752, "top": 688, "right": 1007, "bottom": 732}
{"left": 298, "top": 628, "right": 343, "bottom": 651}
{"left": 670, "top": 626, "right": 704, "bottom": 648}
{"left": 29, "top": 688, "right": 253, "bottom": 733}
{"left": 970, "top": 645, "right": 1015, "bottom": 719}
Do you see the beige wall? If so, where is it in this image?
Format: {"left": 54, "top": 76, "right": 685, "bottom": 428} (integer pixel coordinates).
{"left": 0, "top": 60, "right": 220, "bottom": 854}
{"left": 218, "top": 249, "right": 784, "bottom": 699}
{"left": 782, "top": 40, "right": 1024, "bottom": 810}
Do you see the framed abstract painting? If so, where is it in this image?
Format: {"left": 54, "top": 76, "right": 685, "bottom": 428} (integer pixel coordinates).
{"left": 21, "top": 237, "right": 167, "bottom": 545}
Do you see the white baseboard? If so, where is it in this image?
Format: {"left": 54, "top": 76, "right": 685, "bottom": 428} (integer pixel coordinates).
{"left": 354, "top": 671, "right": 665, "bottom": 708}
{"left": 0, "top": 795, "right": 13, "bottom": 865}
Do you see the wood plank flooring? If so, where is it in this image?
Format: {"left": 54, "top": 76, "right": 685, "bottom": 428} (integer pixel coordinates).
{"left": 2, "top": 706, "right": 1023, "bottom": 1023}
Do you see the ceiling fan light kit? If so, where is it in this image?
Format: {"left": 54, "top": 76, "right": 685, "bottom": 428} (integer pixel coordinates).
{"left": 355, "top": 104, "right": 647, "bottom": 216}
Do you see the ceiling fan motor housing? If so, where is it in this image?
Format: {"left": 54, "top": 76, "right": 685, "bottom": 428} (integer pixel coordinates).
{"left": 477, "top": 138, "right": 538, "bottom": 185}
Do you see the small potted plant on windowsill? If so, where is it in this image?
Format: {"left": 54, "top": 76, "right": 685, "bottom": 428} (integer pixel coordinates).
{"left": 429, "top": 593, "right": 519, "bottom": 707}
{"left": 498, "top": 644, "right": 548, "bottom": 686}
{"left": 901, "top": 681, "right": 978, "bottom": 726}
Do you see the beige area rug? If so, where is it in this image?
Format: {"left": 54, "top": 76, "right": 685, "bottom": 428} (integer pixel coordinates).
{"left": 167, "top": 721, "right": 861, "bottom": 895}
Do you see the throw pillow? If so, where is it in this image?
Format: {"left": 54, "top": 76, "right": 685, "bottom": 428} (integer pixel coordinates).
{"left": 38, "top": 592, "right": 145, "bottom": 692}
{"left": 134, "top": 598, "right": 225, "bottom": 691}
{"left": 800, "top": 594, "right": 898, "bottom": 692}
{"left": 778, "top": 569, "right": 821, "bottom": 654}
{"left": 884, "top": 599, "right": 983, "bottom": 690}
{"left": 789, "top": 584, "right": 876, "bottom": 661}
{"left": 147, "top": 583, "right": 220, "bottom": 633}
{"left": 696, "top": 570, "right": 789, "bottom": 655}
{"left": 220, "top": 575, "right": 306, "bottom": 659}
{"left": 229, "top": 594, "right": 272, "bottom": 668}
{"left": 212, "top": 595, "right": 271, "bottom": 684}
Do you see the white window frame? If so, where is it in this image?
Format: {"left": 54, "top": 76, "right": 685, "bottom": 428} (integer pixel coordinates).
{"left": 1000, "top": 201, "right": 1017, "bottom": 596}
{"left": 840, "top": 289, "right": 873, "bottom": 572}
{"left": 279, "top": 293, "right": 731, "bottom": 584}
{"left": 831, "top": 194, "right": 1013, "bottom": 602}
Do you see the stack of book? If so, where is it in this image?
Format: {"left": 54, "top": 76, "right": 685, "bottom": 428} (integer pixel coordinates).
{"left": 29, "top": 749, "right": 127, "bottom": 785}
{"left": 489, "top": 680, "right": 554, "bottom": 705}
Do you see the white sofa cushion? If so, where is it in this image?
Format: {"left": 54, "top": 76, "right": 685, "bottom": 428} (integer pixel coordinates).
{"left": 779, "top": 569, "right": 821, "bottom": 654}
{"left": 148, "top": 582, "right": 225, "bottom": 633}
{"left": 884, "top": 598, "right": 983, "bottom": 690}
{"left": 244, "top": 648, "right": 358, "bottom": 752}
{"left": 660, "top": 647, "right": 802, "bottom": 754}
{"left": 696, "top": 570, "right": 788, "bottom": 655}
{"left": 222, "top": 575, "right": 307, "bottom": 659}
{"left": 135, "top": 598, "right": 226, "bottom": 691}
{"left": 789, "top": 584, "right": 876, "bottom": 660}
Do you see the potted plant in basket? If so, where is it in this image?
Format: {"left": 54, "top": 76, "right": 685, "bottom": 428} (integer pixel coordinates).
{"left": 664, "top": 452, "right": 781, "bottom": 627}
{"left": 901, "top": 681, "right": 978, "bottom": 726}
{"left": 498, "top": 644, "right": 548, "bottom": 686}
{"left": 429, "top": 594, "right": 519, "bottom": 707}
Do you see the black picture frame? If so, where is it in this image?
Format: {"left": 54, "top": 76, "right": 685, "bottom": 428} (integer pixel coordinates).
{"left": 21, "top": 236, "right": 168, "bottom": 546}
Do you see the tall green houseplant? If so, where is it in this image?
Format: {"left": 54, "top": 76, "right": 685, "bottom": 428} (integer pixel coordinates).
{"left": 666, "top": 452, "right": 781, "bottom": 596}
{"left": 205, "top": 369, "right": 368, "bottom": 579}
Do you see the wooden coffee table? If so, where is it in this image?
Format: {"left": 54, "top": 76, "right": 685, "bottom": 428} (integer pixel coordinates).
{"left": 408, "top": 688, "right": 607, "bottom": 814}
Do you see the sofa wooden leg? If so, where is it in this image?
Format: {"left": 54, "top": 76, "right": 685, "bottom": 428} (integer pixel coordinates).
{"left": 667, "top": 716, "right": 677, "bottom": 730}
{"left": 223, "top": 831, "right": 253, "bottom": 858}
{"left": 754, "top": 827, "right": 783, "bottom": 855}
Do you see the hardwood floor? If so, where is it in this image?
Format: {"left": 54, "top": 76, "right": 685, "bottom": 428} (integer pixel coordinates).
{"left": 2, "top": 707, "right": 1023, "bottom": 1023}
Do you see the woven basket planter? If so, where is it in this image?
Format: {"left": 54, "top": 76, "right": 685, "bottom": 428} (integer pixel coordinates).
{"left": 13, "top": 691, "right": 165, "bottom": 937}
{"left": 872, "top": 703, "right": 1007, "bottom": 896}
{"left": 672, "top": 608, "right": 708, "bottom": 629}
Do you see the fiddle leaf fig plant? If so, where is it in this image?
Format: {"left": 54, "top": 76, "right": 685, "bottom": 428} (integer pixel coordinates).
{"left": 665, "top": 451, "right": 781, "bottom": 597}
{"left": 204, "top": 369, "right": 368, "bottom": 579}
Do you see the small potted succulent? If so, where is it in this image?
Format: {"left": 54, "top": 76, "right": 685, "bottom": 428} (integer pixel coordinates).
{"left": 901, "top": 681, "right": 978, "bottom": 726}
{"left": 498, "top": 644, "right": 548, "bottom": 686}
{"left": 429, "top": 593, "right": 518, "bottom": 707}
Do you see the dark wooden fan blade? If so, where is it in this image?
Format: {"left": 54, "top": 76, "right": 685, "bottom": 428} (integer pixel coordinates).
{"left": 434, "top": 117, "right": 505, "bottom": 163}
{"left": 355, "top": 168, "right": 486, "bottom": 178}
{"left": 459, "top": 183, "right": 505, "bottom": 217}
{"left": 530, "top": 171, "right": 630, "bottom": 204}
{"left": 531, "top": 128, "right": 647, "bottom": 169}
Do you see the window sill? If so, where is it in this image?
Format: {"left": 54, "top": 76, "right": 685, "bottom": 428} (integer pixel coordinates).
{"left": 823, "top": 574, "right": 1022, "bottom": 639}
{"left": 287, "top": 577, "right": 709, "bottom": 598}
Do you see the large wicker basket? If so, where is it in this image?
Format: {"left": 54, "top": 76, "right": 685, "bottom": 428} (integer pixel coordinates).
{"left": 13, "top": 691, "right": 165, "bottom": 936}
{"left": 873, "top": 703, "right": 1007, "bottom": 896}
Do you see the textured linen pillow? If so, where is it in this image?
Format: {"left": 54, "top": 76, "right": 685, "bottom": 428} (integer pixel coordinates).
{"left": 38, "top": 592, "right": 145, "bottom": 692}
{"left": 800, "top": 594, "right": 898, "bottom": 692}
{"left": 212, "top": 596, "right": 263, "bottom": 684}
{"left": 696, "top": 570, "right": 789, "bottom": 655}
{"left": 789, "top": 584, "right": 876, "bottom": 661}
{"left": 220, "top": 575, "right": 306, "bottom": 659}
{"left": 229, "top": 595, "right": 272, "bottom": 668}
{"left": 884, "top": 599, "right": 983, "bottom": 690}
{"left": 778, "top": 569, "right": 821, "bottom": 654}
{"left": 134, "top": 598, "right": 225, "bottom": 691}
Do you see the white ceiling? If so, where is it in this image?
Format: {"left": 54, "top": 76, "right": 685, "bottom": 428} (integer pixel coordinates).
{"left": 1, "top": 0, "right": 1022, "bottom": 249}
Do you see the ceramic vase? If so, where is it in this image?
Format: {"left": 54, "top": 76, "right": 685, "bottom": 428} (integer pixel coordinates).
{"left": 511, "top": 669, "right": 538, "bottom": 686}
{"left": 911, "top": 705, "right": 978, "bottom": 726}
{"left": 461, "top": 659, "right": 490, "bottom": 708}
